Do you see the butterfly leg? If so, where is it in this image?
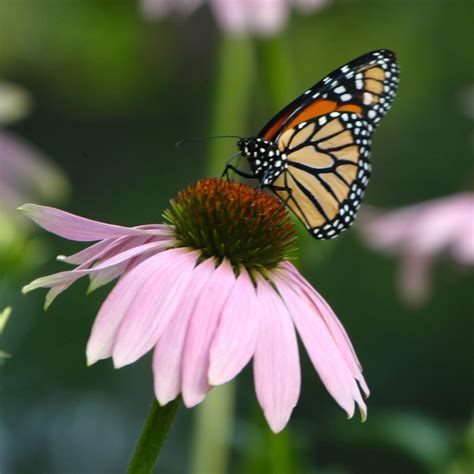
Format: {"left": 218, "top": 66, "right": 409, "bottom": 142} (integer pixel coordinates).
{"left": 221, "top": 164, "right": 256, "bottom": 181}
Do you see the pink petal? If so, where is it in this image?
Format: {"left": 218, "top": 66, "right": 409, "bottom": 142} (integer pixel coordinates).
{"left": 57, "top": 239, "right": 116, "bottom": 265}
{"left": 397, "top": 254, "right": 431, "bottom": 306}
{"left": 210, "top": 0, "right": 249, "bottom": 35}
{"left": 58, "top": 232, "right": 170, "bottom": 265}
{"left": 136, "top": 223, "right": 174, "bottom": 233}
{"left": 408, "top": 205, "right": 467, "bottom": 256}
{"left": 87, "top": 236, "right": 156, "bottom": 292}
{"left": 40, "top": 237, "right": 166, "bottom": 308}
{"left": 22, "top": 241, "right": 169, "bottom": 294}
{"left": 253, "top": 277, "right": 301, "bottom": 433}
{"left": 181, "top": 259, "right": 236, "bottom": 407}
{"left": 208, "top": 267, "right": 259, "bottom": 385}
{"left": 359, "top": 194, "right": 474, "bottom": 262}
{"left": 211, "top": 0, "right": 287, "bottom": 36}
{"left": 152, "top": 258, "right": 216, "bottom": 405}
{"left": 281, "top": 262, "right": 369, "bottom": 396}
{"left": 88, "top": 264, "right": 129, "bottom": 293}
{"left": 453, "top": 223, "right": 474, "bottom": 262}
{"left": 0, "top": 130, "right": 67, "bottom": 205}
{"left": 275, "top": 275, "right": 366, "bottom": 419}
{"left": 19, "top": 204, "right": 160, "bottom": 241}
{"left": 112, "top": 249, "right": 198, "bottom": 368}
{"left": 248, "top": 0, "right": 288, "bottom": 36}
{"left": 86, "top": 248, "right": 185, "bottom": 365}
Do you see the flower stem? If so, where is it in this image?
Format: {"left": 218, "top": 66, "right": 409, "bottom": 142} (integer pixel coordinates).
{"left": 256, "top": 34, "right": 295, "bottom": 109}
{"left": 191, "top": 383, "right": 236, "bottom": 474}
{"left": 127, "top": 397, "right": 181, "bottom": 474}
{"left": 206, "top": 34, "right": 256, "bottom": 177}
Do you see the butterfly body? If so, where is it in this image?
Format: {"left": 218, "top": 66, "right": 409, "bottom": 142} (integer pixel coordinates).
{"left": 238, "top": 137, "right": 288, "bottom": 184}
{"left": 230, "top": 49, "right": 399, "bottom": 240}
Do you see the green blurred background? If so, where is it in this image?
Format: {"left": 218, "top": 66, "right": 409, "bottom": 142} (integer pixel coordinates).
{"left": 0, "top": 1, "right": 472, "bottom": 473}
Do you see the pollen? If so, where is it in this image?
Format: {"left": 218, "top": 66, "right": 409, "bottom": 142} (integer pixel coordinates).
{"left": 164, "top": 179, "right": 296, "bottom": 271}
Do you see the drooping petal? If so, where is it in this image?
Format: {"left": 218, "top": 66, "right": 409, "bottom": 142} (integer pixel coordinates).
{"left": 253, "top": 277, "right": 301, "bottom": 433}
{"left": 57, "top": 239, "right": 117, "bottom": 265}
{"left": 281, "top": 262, "right": 369, "bottom": 396}
{"left": 153, "top": 258, "right": 216, "bottom": 405}
{"left": 181, "top": 259, "right": 236, "bottom": 407}
{"left": 58, "top": 232, "right": 170, "bottom": 265}
{"left": 87, "top": 236, "right": 156, "bottom": 292}
{"left": 18, "top": 204, "right": 159, "bottom": 241}
{"left": 397, "top": 254, "right": 432, "bottom": 305}
{"left": 87, "top": 263, "right": 128, "bottom": 294}
{"left": 86, "top": 248, "right": 183, "bottom": 365}
{"left": 208, "top": 267, "right": 259, "bottom": 385}
{"left": 40, "top": 238, "right": 167, "bottom": 308}
{"left": 275, "top": 275, "right": 366, "bottom": 419}
{"left": 358, "top": 205, "right": 419, "bottom": 253}
{"left": 453, "top": 222, "right": 474, "bottom": 262}
{"left": 0, "top": 130, "right": 68, "bottom": 206}
{"left": 22, "top": 240, "right": 169, "bottom": 294}
{"left": 112, "top": 249, "right": 198, "bottom": 368}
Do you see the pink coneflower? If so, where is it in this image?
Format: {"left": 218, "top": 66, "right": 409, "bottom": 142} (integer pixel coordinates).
{"left": 22, "top": 179, "right": 368, "bottom": 432}
{"left": 142, "top": 0, "right": 330, "bottom": 37}
{"left": 358, "top": 193, "right": 474, "bottom": 305}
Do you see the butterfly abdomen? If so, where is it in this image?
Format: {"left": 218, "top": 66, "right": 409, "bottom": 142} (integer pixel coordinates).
{"left": 238, "top": 138, "right": 288, "bottom": 185}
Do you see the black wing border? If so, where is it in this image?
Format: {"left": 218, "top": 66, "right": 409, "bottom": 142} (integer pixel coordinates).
{"left": 258, "top": 49, "right": 397, "bottom": 142}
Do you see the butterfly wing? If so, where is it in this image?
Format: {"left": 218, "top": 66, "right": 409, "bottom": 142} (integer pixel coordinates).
{"left": 270, "top": 112, "right": 373, "bottom": 239}
{"left": 259, "top": 49, "right": 399, "bottom": 142}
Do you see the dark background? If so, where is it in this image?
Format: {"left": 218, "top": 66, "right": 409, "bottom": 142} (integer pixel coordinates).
{"left": 0, "top": 1, "right": 472, "bottom": 473}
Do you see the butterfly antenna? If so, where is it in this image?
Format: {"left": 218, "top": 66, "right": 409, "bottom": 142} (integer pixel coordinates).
{"left": 175, "top": 135, "right": 243, "bottom": 148}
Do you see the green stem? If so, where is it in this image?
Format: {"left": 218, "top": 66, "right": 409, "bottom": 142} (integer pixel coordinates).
{"left": 256, "top": 34, "right": 295, "bottom": 109}
{"left": 191, "top": 383, "right": 237, "bottom": 474}
{"left": 127, "top": 397, "right": 181, "bottom": 474}
{"left": 206, "top": 35, "right": 256, "bottom": 177}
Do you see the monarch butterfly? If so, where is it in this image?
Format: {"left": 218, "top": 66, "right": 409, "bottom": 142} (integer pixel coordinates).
{"left": 225, "top": 49, "right": 399, "bottom": 239}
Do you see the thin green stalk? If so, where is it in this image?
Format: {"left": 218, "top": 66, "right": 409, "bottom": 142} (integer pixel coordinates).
{"left": 256, "top": 34, "right": 295, "bottom": 112}
{"left": 127, "top": 397, "right": 181, "bottom": 474}
{"left": 191, "top": 383, "right": 236, "bottom": 474}
{"left": 206, "top": 35, "right": 256, "bottom": 177}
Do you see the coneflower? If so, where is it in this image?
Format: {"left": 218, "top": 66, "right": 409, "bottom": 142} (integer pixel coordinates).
{"left": 22, "top": 178, "right": 368, "bottom": 434}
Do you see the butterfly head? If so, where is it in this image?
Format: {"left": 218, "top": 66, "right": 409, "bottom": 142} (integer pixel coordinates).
{"left": 238, "top": 137, "right": 286, "bottom": 184}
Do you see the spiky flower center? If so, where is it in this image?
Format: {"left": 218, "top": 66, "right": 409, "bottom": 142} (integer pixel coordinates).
{"left": 164, "top": 179, "right": 296, "bottom": 272}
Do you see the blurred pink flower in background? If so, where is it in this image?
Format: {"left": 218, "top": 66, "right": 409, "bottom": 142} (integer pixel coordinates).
{"left": 0, "top": 81, "right": 68, "bottom": 255}
{"left": 142, "top": 0, "right": 330, "bottom": 36}
{"left": 0, "top": 82, "right": 67, "bottom": 219}
{"left": 358, "top": 193, "right": 474, "bottom": 305}
{"left": 22, "top": 179, "right": 368, "bottom": 433}
{"left": 0, "top": 131, "right": 67, "bottom": 214}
